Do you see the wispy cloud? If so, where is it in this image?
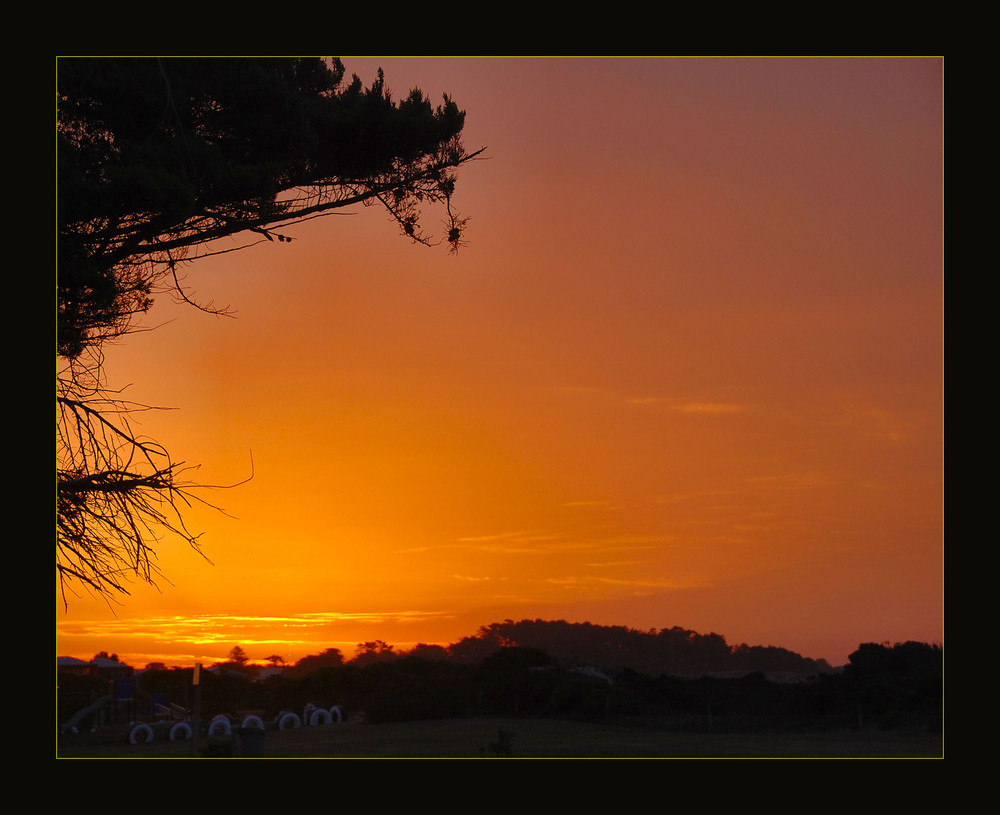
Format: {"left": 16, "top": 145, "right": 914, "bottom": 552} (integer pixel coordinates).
{"left": 653, "top": 489, "right": 739, "bottom": 505}
{"left": 745, "top": 472, "right": 842, "bottom": 490}
{"left": 454, "top": 530, "right": 668, "bottom": 557}
{"left": 627, "top": 396, "right": 675, "bottom": 405}
{"left": 627, "top": 396, "right": 747, "bottom": 415}
{"left": 546, "top": 574, "right": 708, "bottom": 590}
{"left": 834, "top": 403, "right": 911, "bottom": 442}
{"left": 457, "top": 530, "right": 561, "bottom": 544}
{"left": 677, "top": 402, "right": 747, "bottom": 414}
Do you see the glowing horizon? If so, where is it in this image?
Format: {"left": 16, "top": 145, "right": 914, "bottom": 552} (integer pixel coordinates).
{"left": 56, "top": 57, "right": 942, "bottom": 672}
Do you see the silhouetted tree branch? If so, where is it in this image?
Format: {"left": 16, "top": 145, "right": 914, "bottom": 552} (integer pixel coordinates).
{"left": 56, "top": 353, "right": 230, "bottom": 606}
{"left": 56, "top": 57, "right": 483, "bottom": 604}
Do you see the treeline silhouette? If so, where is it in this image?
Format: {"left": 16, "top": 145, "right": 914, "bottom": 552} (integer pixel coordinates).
{"left": 59, "top": 620, "right": 941, "bottom": 733}
{"left": 436, "top": 619, "right": 834, "bottom": 677}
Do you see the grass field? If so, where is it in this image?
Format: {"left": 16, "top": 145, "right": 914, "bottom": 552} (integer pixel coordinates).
{"left": 56, "top": 716, "right": 943, "bottom": 759}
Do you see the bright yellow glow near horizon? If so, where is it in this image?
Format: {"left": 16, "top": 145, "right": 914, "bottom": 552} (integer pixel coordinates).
{"left": 57, "top": 58, "right": 942, "bottom": 671}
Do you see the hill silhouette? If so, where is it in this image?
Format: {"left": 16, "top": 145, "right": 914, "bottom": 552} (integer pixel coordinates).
{"left": 434, "top": 619, "right": 832, "bottom": 678}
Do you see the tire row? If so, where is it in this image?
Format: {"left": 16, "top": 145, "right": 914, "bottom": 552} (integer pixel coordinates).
{"left": 127, "top": 705, "right": 343, "bottom": 744}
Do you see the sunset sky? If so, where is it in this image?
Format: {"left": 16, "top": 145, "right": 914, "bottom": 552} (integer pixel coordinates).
{"left": 56, "top": 57, "right": 942, "bottom": 670}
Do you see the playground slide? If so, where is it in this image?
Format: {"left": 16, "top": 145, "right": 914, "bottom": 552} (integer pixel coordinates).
{"left": 60, "top": 695, "right": 113, "bottom": 734}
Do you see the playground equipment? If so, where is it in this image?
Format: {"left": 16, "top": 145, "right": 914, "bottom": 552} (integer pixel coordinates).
{"left": 62, "top": 679, "right": 344, "bottom": 746}
{"left": 59, "top": 695, "right": 113, "bottom": 735}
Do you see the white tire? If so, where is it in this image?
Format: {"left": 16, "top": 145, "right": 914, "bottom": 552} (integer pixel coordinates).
{"left": 208, "top": 718, "right": 231, "bottom": 736}
{"left": 169, "top": 722, "right": 192, "bottom": 740}
{"left": 309, "top": 708, "right": 332, "bottom": 726}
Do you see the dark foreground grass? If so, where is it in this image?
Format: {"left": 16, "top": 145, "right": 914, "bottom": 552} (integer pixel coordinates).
{"left": 57, "top": 716, "right": 943, "bottom": 759}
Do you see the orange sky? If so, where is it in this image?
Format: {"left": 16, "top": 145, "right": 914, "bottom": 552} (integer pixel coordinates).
{"left": 56, "top": 57, "right": 942, "bottom": 669}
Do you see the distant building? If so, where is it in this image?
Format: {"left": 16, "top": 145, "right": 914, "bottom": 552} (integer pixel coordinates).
{"left": 57, "top": 656, "right": 92, "bottom": 676}
{"left": 206, "top": 663, "right": 254, "bottom": 680}
{"left": 57, "top": 655, "right": 134, "bottom": 681}
{"left": 255, "top": 665, "right": 285, "bottom": 681}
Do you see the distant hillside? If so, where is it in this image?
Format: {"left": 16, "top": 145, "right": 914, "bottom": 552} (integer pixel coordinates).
{"left": 442, "top": 619, "right": 832, "bottom": 678}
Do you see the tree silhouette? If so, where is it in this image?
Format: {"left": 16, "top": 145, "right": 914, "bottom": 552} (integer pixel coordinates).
{"left": 353, "top": 640, "right": 397, "bottom": 666}
{"left": 228, "top": 645, "right": 249, "bottom": 667}
{"left": 288, "top": 647, "right": 345, "bottom": 678}
{"left": 56, "top": 58, "right": 483, "bottom": 605}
